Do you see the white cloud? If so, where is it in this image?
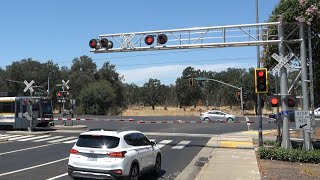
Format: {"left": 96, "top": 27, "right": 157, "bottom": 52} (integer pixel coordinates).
{"left": 119, "top": 62, "right": 254, "bottom": 86}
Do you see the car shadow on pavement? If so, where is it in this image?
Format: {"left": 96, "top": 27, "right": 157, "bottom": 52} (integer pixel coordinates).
{"left": 140, "top": 170, "right": 166, "bottom": 180}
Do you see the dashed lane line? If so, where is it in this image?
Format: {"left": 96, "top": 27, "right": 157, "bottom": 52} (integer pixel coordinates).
{"left": 0, "top": 157, "right": 69, "bottom": 177}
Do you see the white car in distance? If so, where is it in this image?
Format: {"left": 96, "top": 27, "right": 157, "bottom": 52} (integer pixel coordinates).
{"left": 68, "top": 129, "right": 161, "bottom": 180}
{"left": 200, "top": 110, "right": 238, "bottom": 122}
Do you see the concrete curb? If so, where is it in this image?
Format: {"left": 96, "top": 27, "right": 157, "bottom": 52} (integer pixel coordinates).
{"left": 52, "top": 125, "right": 87, "bottom": 129}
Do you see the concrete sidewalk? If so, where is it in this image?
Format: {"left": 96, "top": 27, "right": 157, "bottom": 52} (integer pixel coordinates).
{"left": 176, "top": 131, "right": 266, "bottom": 180}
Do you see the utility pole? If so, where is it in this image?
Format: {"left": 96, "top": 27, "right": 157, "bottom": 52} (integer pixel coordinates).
{"left": 278, "top": 21, "right": 292, "bottom": 149}
{"left": 256, "top": 0, "right": 263, "bottom": 147}
{"left": 299, "top": 22, "right": 313, "bottom": 150}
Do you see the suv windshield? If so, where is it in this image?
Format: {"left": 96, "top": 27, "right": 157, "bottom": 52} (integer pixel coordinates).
{"left": 76, "top": 135, "right": 120, "bottom": 149}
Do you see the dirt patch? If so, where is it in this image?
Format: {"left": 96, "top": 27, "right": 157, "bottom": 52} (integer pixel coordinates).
{"left": 257, "top": 127, "right": 320, "bottom": 179}
{"left": 257, "top": 157, "right": 320, "bottom": 180}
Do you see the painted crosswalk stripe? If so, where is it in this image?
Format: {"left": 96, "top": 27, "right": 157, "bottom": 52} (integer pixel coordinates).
{"left": 48, "top": 137, "right": 77, "bottom": 143}
{"left": 18, "top": 135, "right": 51, "bottom": 141}
{"left": 62, "top": 139, "right": 78, "bottom": 144}
{"left": 156, "top": 140, "right": 172, "bottom": 148}
{"left": 0, "top": 135, "right": 22, "bottom": 139}
{"left": 8, "top": 135, "right": 35, "bottom": 141}
{"left": 33, "top": 136, "right": 63, "bottom": 142}
{"left": 172, "top": 140, "right": 191, "bottom": 149}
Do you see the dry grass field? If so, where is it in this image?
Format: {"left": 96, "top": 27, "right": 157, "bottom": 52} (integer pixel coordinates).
{"left": 121, "top": 106, "right": 274, "bottom": 116}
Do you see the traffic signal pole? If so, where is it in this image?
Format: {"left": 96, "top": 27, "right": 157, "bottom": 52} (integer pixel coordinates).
{"left": 278, "top": 22, "right": 292, "bottom": 149}
{"left": 299, "top": 22, "right": 313, "bottom": 150}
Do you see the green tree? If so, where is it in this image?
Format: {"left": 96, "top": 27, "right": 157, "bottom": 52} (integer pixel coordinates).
{"left": 77, "top": 80, "right": 116, "bottom": 115}
{"left": 142, "top": 78, "right": 164, "bottom": 110}
{"left": 175, "top": 67, "right": 202, "bottom": 108}
{"left": 263, "top": 0, "right": 320, "bottom": 105}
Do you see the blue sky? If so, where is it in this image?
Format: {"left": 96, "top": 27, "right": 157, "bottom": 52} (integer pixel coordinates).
{"left": 0, "top": 0, "right": 279, "bottom": 86}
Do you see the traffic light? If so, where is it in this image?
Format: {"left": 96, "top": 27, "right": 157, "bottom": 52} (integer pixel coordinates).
{"left": 189, "top": 78, "right": 193, "bottom": 86}
{"left": 269, "top": 95, "right": 280, "bottom": 107}
{"left": 144, "top": 34, "right": 168, "bottom": 45}
{"left": 254, "top": 68, "right": 268, "bottom": 93}
{"left": 89, "top": 38, "right": 113, "bottom": 49}
{"left": 56, "top": 91, "right": 62, "bottom": 98}
{"left": 284, "top": 96, "right": 296, "bottom": 107}
{"left": 157, "top": 34, "right": 168, "bottom": 44}
{"left": 145, "top": 35, "right": 154, "bottom": 45}
{"left": 6, "top": 80, "right": 9, "bottom": 87}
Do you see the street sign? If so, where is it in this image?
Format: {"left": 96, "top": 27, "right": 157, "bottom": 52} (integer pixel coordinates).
{"left": 194, "top": 77, "right": 207, "bottom": 81}
{"left": 295, "top": 110, "right": 311, "bottom": 130}
{"left": 23, "top": 80, "right": 35, "bottom": 93}
{"left": 270, "top": 53, "right": 294, "bottom": 74}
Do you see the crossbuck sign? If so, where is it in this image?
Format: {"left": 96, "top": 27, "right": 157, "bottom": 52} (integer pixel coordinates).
{"left": 270, "top": 52, "right": 294, "bottom": 75}
{"left": 23, "top": 80, "right": 35, "bottom": 93}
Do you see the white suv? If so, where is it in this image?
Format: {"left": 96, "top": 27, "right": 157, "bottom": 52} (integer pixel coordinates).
{"left": 68, "top": 129, "right": 161, "bottom": 180}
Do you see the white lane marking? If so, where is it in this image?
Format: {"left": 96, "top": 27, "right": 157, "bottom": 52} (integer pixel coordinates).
{"left": 48, "top": 137, "right": 77, "bottom": 143}
{"left": 46, "top": 173, "right": 68, "bottom": 180}
{"left": 8, "top": 135, "right": 34, "bottom": 141}
{"left": 149, "top": 139, "right": 155, "bottom": 142}
{"left": 156, "top": 140, "right": 172, "bottom": 148}
{"left": 18, "top": 135, "right": 51, "bottom": 141}
{"left": 33, "top": 136, "right": 63, "bottom": 142}
{"left": 0, "top": 135, "right": 22, "bottom": 139}
{"left": 0, "top": 143, "right": 58, "bottom": 156}
{"left": 62, "top": 139, "right": 78, "bottom": 144}
{"left": 0, "top": 157, "right": 69, "bottom": 177}
{"left": 172, "top": 140, "right": 191, "bottom": 149}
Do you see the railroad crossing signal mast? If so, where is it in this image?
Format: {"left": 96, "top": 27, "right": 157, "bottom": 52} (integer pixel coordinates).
{"left": 89, "top": 22, "right": 313, "bottom": 150}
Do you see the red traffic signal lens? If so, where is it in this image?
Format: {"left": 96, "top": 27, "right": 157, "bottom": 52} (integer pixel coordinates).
{"left": 89, "top": 39, "right": 98, "bottom": 48}
{"left": 100, "top": 38, "right": 109, "bottom": 48}
{"left": 157, "top": 34, "right": 168, "bottom": 44}
{"left": 270, "top": 97, "right": 279, "bottom": 107}
{"left": 257, "top": 71, "right": 264, "bottom": 77}
{"left": 145, "top": 35, "right": 154, "bottom": 45}
{"left": 57, "top": 92, "right": 62, "bottom": 97}
{"left": 287, "top": 98, "right": 295, "bottom": 107}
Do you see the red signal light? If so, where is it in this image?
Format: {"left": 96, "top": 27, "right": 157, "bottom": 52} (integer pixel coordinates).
{"left": 145, "top": 35, "right": 154, "bottom": 45}
{"left": 255, "top": 68, "right": 268, "bottom": 93}
{"left": 57, "top": 92, "right": 62, "bottom": 98}
{"left": 258, "top": 71, "right": 264, "bottom": 77}
{"left": 89, "top": 39, "right": 98, "bottom": 49}
{"left": 270, "top": 96, "right": 280, "bottom": 107}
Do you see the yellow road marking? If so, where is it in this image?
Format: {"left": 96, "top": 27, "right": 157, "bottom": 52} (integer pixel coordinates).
{"left": 220, "top": 141, "right": 253, "bottom": 148}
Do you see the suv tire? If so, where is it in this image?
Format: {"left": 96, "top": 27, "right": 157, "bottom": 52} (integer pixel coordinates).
{"left": 129, "top": 163, "right": 139, "bottom": 180}
{"left": 153, "top": 154, "right": 161, "bottom": 176}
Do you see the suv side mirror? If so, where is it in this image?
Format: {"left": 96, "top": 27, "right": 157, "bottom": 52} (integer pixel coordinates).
{"left": 150, "top": 141, "right": 156, "bottom": 146}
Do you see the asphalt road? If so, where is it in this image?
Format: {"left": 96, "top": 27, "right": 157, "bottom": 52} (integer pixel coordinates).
{"left": 0, "top": 115, "right": 316, "bottom": 180}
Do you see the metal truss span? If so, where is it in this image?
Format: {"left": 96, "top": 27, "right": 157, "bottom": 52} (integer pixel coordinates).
{"left": 91, "top": 22, "right": 284, "bottom": 53}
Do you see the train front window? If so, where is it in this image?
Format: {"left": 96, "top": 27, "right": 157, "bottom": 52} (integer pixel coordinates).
{"left": 41, "top": 100, "right": 53, "bottom": 114}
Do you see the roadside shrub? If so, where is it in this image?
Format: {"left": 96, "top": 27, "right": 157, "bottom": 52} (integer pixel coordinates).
{"left": 263, "top": 140, "right": 280, "bottom": 147}
{"left": 258, "top": 147, "right": 320, "bottom": 163}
